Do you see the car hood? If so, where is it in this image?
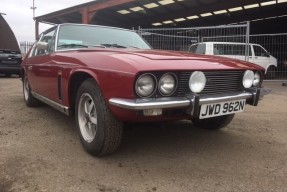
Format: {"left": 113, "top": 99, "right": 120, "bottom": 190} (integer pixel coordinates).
{"left": 116, "top": 49, "right": 261, "bottom": 68}
{"left": 71, "top": 48, "right": 264, "bottom": 73}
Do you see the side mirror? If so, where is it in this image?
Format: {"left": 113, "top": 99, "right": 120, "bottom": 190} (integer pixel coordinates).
{"left": 36, "top": 42, "right": 48, "bottom": 51}
{"left": 266, "top": 52, "right": 271, "bottom": 57}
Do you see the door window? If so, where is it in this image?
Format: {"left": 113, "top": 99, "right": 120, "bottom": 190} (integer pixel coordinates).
{"left": 253, "top": 45, "right": 269, "bottom": 57}
{"left": 32, "top": 28, "right": 57, "bottom": 57}
{"left": 189, "top": 44, "right": 206, "bottom": 54}
{"left": 214, "top": 44, "right": 251, "bottom": 56}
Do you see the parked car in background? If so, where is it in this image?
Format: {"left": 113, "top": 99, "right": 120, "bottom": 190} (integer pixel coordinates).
{"left": 0, "top": 14, "right": 22, "bottom": 77}
{"left": 22, "top": 24, "right": 266, "bottom": 156}
{"left": 0, "top": 49, "right": 22, "bottom": 77}
{"left": 188, "top": 42, "right": 277, "bottom": 78}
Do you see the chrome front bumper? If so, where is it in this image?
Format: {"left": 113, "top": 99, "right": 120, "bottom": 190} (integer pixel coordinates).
{"left": 109, "top": 88, "right": 265, "bottom": 115}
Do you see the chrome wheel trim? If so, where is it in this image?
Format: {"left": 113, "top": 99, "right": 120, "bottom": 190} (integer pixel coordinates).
{"left": 78, "top": 93, "right": 97, "bottom": 143}
{"left": 24, "top": 76, "right": 29, "bottom": 101}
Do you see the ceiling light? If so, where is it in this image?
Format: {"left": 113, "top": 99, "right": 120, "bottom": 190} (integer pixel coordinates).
{"left": 163, "top": 20, "right": 173, "bottom": 24}
{"left": 260, "top": 1, "right": 276, "bottom": 6}
{"left": 244, "top": 4, "right": 259, "bottom": 9}
{"left": 159, "top": 0, "right": 175, "bottom": 5}
{"left": 228, "top": 7, "right": 243, "bottom": 12}
{"left": 278, "top": 0, "right": 287, "bottom": 3}
{"left": 117, "top": 10, "right": 131, "bottom": 14}
{"left": 152, "top": 23, "right": 162, "bottom": 26}
{"left": 265, "top": 16, "right": 277, "bottom": 20}
{"left": 174, "top": 18, "right": 186, "bottom": 22}
{"left": 130, "top": 6, "right": 144, "bottom": 12}
{"left": 187, "top": 15, "right": 199, "bottom": 20}
{"left": 144, "top": 3, "right": 159, "bottom": 9}
{"left": 200, "top": 12, "right": 212, "bottom": 17}
{"left": 214, "top": 10, "right": 227, "bottom": 15}
{"left": 252, "top": 18, "right": 263, "bottom": 21}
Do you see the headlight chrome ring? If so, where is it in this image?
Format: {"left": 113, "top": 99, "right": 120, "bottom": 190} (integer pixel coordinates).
{"left": 135, "top": 73, "right": 157, "bottom": 98}
{"left": 158, "top": 73, "right": 177, "bottom": 96}
{"left": 242, "top": 70, "right": 255, "bottom": 88}
{"left": 253, "top": 71, "right": 261, "bottom": 87}
{"left": 189, "top": 71, "right": 206, "bottom": 93}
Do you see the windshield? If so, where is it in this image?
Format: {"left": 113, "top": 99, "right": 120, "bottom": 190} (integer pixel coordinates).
{"left": 57, "top": 25, "right": 151, "bottom": 50}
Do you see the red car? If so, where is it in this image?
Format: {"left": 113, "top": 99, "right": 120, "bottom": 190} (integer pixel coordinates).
{"left": 22, "top": 24, "right": 265, "bottom": 156}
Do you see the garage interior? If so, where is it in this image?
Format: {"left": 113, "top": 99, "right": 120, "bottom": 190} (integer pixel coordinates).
{"left": 35, "top": 0, "right": 287, "bottom": 33}
{"left": 34, "top": 0, "right": 287, "bottom": 80}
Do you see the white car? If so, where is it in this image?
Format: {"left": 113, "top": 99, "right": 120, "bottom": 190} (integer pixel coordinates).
{"left": 188, "top": 42, "right": 277, "bottom": 77}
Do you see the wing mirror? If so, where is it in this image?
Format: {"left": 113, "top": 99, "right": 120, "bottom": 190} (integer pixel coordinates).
{"left": 267, "top": 52, "right": 271, "bottom": 57}
{"left": 36, "top": 42, "right": 48, "bottom": 51}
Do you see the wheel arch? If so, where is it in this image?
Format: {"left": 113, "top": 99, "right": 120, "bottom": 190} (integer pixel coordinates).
{"left": 265, "top": 64, "right": 277, "bottom": 74}
{"left": 68, "top": 70, "right": 100, "bottom": 115}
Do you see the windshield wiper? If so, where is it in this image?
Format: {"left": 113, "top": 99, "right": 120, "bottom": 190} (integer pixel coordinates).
{"left": 100, "top": 44, "right": 127, "bottom": 48}
{"left": 127, "top": 46, "right": 140, "bottom": 49}
{"left": 57, "top": 44, "right": 89, "bottom": 49}
{"left": 89, "top": 44, "right": 107, "bottom": 48}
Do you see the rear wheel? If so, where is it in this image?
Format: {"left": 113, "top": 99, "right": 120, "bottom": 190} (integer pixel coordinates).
{"left": 192, "top": 114, "right": 235, "bottom": 130}
{"left": 75, "top": 79, "right": 123, "bottom": 156}
{"left": 23, "top": 75, "right": 41, "bottom": 107}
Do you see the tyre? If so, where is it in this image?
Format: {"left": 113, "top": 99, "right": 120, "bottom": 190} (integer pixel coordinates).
{"left": 75, "top": 79, "right": 123, "bottom": 156}
{"left": 23, "top": 74, "right": 42, "bottom": 107}
{"left": 192, "top": 114, "right": 235, "bottom": 130}
{"left": 266, "top": 66, "right": 276, "bottom": 79}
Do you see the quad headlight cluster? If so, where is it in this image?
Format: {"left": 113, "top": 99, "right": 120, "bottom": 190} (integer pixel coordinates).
{"left": 242, "top": 70, "right": 262, "bottom": 88}
{"left": 135, "top": 70, "right": 262, "bottom": 98}
{"left": 135, "top": 73, "right": 177, "bottom": 98}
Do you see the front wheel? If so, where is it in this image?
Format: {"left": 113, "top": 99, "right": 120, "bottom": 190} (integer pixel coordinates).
{"left": 192, "top": 114, "right": 235, "bottom": 130}
{"left": 75, "top": 79, "right": 123, "bottom": 156}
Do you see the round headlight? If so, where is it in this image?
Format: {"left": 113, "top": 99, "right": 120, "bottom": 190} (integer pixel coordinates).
{"left": 159, "top": 73, "right": 176, "bottom": 96}
{"left": 189, "top": 71, "right": 206, "bottom": 93}
{"left": 135, "top": 73, "right": 156, "bottom": 97}
{"left": 242, "top": 70, "right": 255, "bottom": 88}
{"left": 253, "top": 71, "right": 261, "bottom": 87}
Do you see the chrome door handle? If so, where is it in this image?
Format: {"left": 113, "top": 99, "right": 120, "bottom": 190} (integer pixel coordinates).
{"left": 28, "top": 66, "right": 33, "bottom": 70}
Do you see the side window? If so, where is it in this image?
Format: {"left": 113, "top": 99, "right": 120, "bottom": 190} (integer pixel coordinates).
{"left": 189, "top": 44, "right": 198, "bottom": 53}
{"left": 214, "top": 44, "right": 251, "bottom": 56}
{"left": 189, "top": 44, "right": 205, "bottom": 54}
{"left": 33, "top": 28, "right": 57, "bottom": 57}
{"left": 196, "top": 44, "right": 206, "bottom": 54}
{"left": 253, "top": 45, "right": 268, "bottom": 57}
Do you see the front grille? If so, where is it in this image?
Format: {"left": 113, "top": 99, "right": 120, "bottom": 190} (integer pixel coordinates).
{"left": 176, "top": 70, "right": 244, "bottom": 96}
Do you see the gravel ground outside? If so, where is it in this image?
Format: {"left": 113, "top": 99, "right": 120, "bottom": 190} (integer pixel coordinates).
{"left": 0, "top": 76, "right": 287, "bottom": 192}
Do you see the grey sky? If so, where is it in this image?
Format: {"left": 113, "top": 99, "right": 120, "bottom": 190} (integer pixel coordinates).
{"left": 1, "top": 0, "right": 92, "bottom": 42}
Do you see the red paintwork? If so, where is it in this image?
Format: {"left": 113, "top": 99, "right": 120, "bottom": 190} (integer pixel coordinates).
{"left": 22, "top": 48, "right": 264, "bottom": 122}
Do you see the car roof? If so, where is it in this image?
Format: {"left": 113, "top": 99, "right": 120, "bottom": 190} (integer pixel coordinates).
{"left": 195, "top": 42, "right": 259, "bottom": 46}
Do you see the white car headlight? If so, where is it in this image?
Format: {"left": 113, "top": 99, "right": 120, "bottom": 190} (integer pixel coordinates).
{"left": 159, "top": 73, "right": 176, "bottom": 96}
{"left": 253, "top": 71, "right": 261, "bottom": 87}
{"left": 242, "top": 70, "right": 255, "bottom": 88}
{"left": 189, "top": 71, "right": 206, "bottom": 93}
{"left": 135, "top": 73, "right": 156, "bottom": 97}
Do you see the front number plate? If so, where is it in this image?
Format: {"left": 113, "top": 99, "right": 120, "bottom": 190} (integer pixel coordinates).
{"left": 199, "top": 99, "right": 246, "bottom": 119}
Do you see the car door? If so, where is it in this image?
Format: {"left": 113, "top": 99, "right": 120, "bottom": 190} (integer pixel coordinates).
{"left": 251, "top": 45, "right": 271, "bottom": 70}
{"left": 24, "top": 27, "right": 60, "bottom": 102}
